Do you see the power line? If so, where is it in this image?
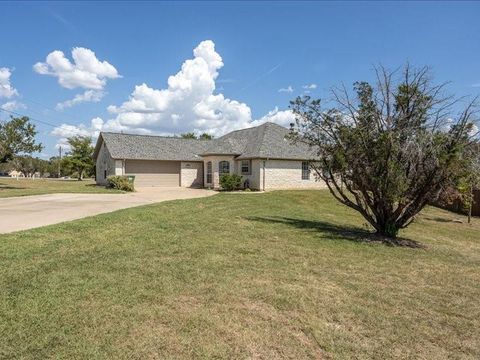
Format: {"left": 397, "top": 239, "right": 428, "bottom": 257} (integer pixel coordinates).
{"left": 19, "top": 96, "right": 87, "bottom": 125}
{"left": 0, "top": 107, "right": 59, "bottom": 128}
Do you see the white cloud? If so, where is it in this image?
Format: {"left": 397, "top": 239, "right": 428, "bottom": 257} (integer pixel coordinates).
{"left": 251, "top": 107, "right": 296, "bottom": 128}
{"left": 51, "top": 40, "right": 295, "bottom": 149}
{"left": 278, "top": 85, "right": 293, "bottom": 93}
{"left": 302, "top": 83, "right": 317, "bottom": 90}
{"left": 56, "top": 90, "right": 105, "bottom": 111}
{"left": 51, "top": 116, "right": 153, "bottom": 149}
{"left": 106, "top": 40, "right": 252, "bottom": 136}
{"left": 0, "top": 67, "right": 19, "bottom": 99}
{"left": 0, "top": 101, "right": 26, "bottom": 112}
{"left": 34, "top": 47, "right": 120, "bottom": 90}
{"left": 469, "top": 123, "right": 479, "bottom": 137}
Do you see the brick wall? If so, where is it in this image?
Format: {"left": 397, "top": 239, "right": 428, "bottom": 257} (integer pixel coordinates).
{"left": 263, "top": 159, "right": 326, "bottom": 190}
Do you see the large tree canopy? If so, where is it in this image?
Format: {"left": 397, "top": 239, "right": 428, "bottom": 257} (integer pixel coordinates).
{"left": 0, "top": 116, "right": 43, "bottom": 163}
{"left": 290, "top": 65, "right": 478, "bottom": 240}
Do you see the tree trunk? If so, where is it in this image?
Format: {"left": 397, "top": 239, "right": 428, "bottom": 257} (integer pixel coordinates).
{"left": 374, "top": 215, "right": 399, "bottom": 238}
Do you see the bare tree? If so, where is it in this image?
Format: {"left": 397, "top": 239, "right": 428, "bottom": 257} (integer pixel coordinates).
{"left": 290, "top": 65, "right": 478, "bottom": 240}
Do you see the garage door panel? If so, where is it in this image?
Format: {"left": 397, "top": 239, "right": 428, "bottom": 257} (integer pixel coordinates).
{"left": 125, "top": 160, "right": 180, "bottom": 187}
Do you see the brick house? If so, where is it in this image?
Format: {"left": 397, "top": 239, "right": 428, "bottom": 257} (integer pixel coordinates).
{"left": 93, "top": 122, "right": 325, "bottom": 190}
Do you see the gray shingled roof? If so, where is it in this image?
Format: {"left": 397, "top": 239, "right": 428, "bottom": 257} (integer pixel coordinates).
{"left": 203, "top": 122, "right": 317, "bottom": 160}
{"left": 95, "top": 132, "right": 210, "bottom": 161}
{"left": 94, "top": 122, "right": 317, "bottom": 161}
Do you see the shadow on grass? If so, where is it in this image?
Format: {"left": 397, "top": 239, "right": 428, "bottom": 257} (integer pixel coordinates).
{"left": 0, "top": 185, "right": 26, "bottom": 190}
{"left": 247, "top": 216, "right": 425, "bottom": 248}
{"left": 423, "top": 216, "right": 460, "bottom": 223}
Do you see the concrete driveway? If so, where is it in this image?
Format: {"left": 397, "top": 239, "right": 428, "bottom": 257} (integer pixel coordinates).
{"left": 0, "top": 187, "right": 215, "bottom": 234}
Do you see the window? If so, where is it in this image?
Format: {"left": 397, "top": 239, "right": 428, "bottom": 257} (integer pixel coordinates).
{"left": 206, "top": 161, "right": 212, "bottom": 184}
{"left": 302, "top": 161, "right": 310, "bottom": 180}
{"left": 241, "top": 160, "right": 251, "bottom": 175}
{"left": 104, "top": 170, "right": 107, "bottom": 179}
{"left": 219, "top": 161, "right": 230, "bottom": 175}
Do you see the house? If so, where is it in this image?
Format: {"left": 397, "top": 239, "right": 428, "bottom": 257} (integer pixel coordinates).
{"left": 93, "top": 122, "right": 325, "bottom": 190}
{"left": 8, "top": 170, "right": 25, "bottom": 178}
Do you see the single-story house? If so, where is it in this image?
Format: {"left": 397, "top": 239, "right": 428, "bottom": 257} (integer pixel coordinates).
{"left": 93, "top": 122, "right": 325, "bottom": 190}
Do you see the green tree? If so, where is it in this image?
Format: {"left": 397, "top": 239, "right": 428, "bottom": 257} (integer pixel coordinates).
{"left": 11, "top": 156, "right": 36, "bottom": 177}
{"left": 11, "top": 156, "right": 50, "bottom": 178}
{"left": 199, "top": 133, "right": 213, "bottom": 140}
{"left": 0, "top": 116, "right": 43, "bottom": 163}
{"left": 47, "top": 156, "right": 66, "bottom": 178}
{"left": 63, "top": 136, "right": 94, "bottom": 180}
{"left": 290, "top": 65, "right": 477, "bottom": 241}
{"left": 181, "top": 132, "right": 197, "bottom": 139}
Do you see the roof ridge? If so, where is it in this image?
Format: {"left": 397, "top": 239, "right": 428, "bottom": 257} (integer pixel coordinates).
{"left": 101, "top": 131, "right": 208, "bottom": 141}
{"left": 256, "top": 123, "right": 270, "bottom": 156}
{"left": 218, "top": 122, "right": 274, "bottom": 139}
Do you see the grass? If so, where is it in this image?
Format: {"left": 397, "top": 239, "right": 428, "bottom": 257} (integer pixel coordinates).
{"left": 0, "top": 177, "right": 121, "bottom": 198}
{"left": 0, "top": 190, "right": 478, "bottom": 359}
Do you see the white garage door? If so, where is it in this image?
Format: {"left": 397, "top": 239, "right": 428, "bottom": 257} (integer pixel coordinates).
{"left": 125, "top": 160, "right": 180, "bottom": 187}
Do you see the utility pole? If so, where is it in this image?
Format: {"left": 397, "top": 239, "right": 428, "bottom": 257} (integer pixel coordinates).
{"left": 58, "top": 146, "right": 62, "bottom": 178}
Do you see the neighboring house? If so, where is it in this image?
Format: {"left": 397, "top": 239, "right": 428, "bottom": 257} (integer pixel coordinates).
{"left": 9, "top": 170, "right": 25, "bottom": 178}
{"left": 93, "top": 122, "right": 325, "bottom": 190}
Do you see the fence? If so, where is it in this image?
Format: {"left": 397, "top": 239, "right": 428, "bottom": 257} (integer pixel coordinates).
{"left": 434, "top": 189, "right": 480, "bottom": 216}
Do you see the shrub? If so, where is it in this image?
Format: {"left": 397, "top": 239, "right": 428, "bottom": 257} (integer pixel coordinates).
{"left": 107, "top": 175, "right": 134, "bottom": 192}
{"left": 219, "top": 174, "right": 242, "bottom": 191}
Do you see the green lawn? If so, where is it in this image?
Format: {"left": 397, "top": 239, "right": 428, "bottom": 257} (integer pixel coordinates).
{"left": 0, "top": 177, "right": 121, "bottom": 198}
{"left": 0, "top": 190, "right": 478, "bottom": 359}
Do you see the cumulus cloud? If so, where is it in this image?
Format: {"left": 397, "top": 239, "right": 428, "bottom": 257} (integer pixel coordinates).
{"left": 34, "top": 47, "right": 120, "bottom": 89}
{"left": 278, "top": 85, "right": 293, "bottom": 93}
{"left": 107, "top": 40, "right": 252, "bottom": 136}
{"left": 51, "top": 40, "right": 294, "bottom": 148}
{"left": 1, "top": 101, "right": 26, "bottom": 112}
{"left": 302, "top": 83, "right": 317, "bottom": 90}
{"left": 34, "top": 47, "right": 119, "bottom": 109}
{"left": 51, "top": 117, "right": 136, "bottom": 150}
{"left": 0, "top": 67, "right": 19, "bottom": 99}
{"left": 55, "top": 90, "right": 104, "bottom": 111}
{"left": 251, "top": 107, "right": 296, "bottom": 128}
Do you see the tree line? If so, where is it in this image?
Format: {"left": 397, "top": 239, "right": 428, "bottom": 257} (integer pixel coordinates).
{"left": 0, "top": 116, "right": 94, "bottom": 179}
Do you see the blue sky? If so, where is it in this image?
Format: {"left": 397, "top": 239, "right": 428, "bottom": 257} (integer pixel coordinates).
{"left": 0, "top": 1, "right": 479, "bottom": 157}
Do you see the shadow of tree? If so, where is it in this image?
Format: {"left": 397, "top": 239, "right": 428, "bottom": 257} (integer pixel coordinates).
{"left": 247, "top": 216, "right": 424, "bottom": 248}
{"left": 0, "top": 185, "right": 26, "bottom": 190}
{"left": 422, "top": 216, "right": 458, "bottom": 223}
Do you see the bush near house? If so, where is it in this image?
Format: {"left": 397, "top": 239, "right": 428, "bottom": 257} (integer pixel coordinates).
{"left": 107, "top": 175, "right": 134, "bottom": 192}
{"left": 219, "top": 174, "right": 243, "bottom": 191}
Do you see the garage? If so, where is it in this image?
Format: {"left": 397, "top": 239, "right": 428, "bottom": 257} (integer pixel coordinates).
{"left": 125, "top": 160, "right": 180, "bottom": 187}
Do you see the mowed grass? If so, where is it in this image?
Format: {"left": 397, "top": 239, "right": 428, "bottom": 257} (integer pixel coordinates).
{"left": 0, "top": 177, "right": 121, "bottom": 198}
{"left": 0, "top": 190, "right": 478, "bottom": 359}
